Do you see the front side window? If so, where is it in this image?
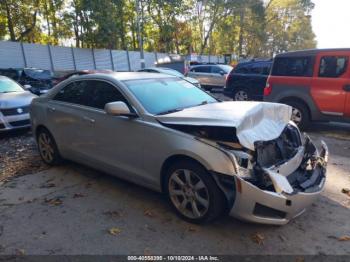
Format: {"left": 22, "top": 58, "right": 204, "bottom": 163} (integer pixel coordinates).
{"left": 85, "top": 81, "right": 127, "bottom": 109}
{"left": 211, "top": 66, "right": 223, "bottom": 74}
{"left": 272, "top": 57, "right": 313, "bottom": 77}
{"left": 319, "top": 56, "right": 348, "bottom": 78}
{"left": 123, "top": 78, "right": 217, "bottom": 115}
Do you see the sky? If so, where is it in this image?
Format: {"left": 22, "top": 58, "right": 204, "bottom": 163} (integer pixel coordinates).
{"left": 311, "top": 0, "right": 350, "bottom": 48}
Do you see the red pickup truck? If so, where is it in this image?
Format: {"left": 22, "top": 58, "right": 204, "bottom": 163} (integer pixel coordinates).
{"left": 264, "top": 48, "right": 350, "bottom": 129}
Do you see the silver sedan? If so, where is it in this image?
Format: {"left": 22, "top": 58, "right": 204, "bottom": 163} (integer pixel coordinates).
{"left": 0, "top": 76, "right": 36, "bottom": 131}
{"left": 30, "top": 72, "right": 328, "bottom": 224}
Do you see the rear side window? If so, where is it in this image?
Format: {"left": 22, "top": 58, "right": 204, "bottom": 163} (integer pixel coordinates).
{"left": 234, "top": 65, "right": 250, "bottom": 74}
{"left": 319, "top": 56, "right": 348, "bottom": 78}
{"left": 272, "top": 57, "right": 313, "bottom": 77}
{"left": 54, "top": 81, "right": 89, "bottom": 106}
{"left": 191, "top": 66, "right": 210, "bottom": 73}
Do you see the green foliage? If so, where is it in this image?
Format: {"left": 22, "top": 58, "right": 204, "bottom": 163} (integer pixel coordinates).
{"left": 0, "top": 0, "right": 317, "bottom": 56}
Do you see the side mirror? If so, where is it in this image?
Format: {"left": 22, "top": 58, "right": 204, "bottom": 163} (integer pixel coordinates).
{"left": 219, "top": 71, "right": 225, "bottom": 76}
{"left": 104, "top": 101, "right": 137, "bottom": 118}
{"left": 23, "top": 84, "right": 32, "bottom": 90}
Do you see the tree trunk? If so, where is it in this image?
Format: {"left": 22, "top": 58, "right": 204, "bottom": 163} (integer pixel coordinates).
{"left": 4, "top": 0, "right": 16, "bottom": 41}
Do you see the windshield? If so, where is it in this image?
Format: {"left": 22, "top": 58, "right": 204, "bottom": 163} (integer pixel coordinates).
{"left": 0, "top": 78, "right": 24, "bottom": 93}
{"left": 24, "top": 69, "right": 53, "bottom": 80}
{"left": 158, "top": 68, "right": 184, "bottom": 78}
{"left": 123, "top": 78, "right": 217, "bottom": 115}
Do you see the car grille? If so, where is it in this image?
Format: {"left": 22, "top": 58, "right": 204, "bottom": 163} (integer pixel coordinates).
{"left": 1, "top": 106, "right": 29, "bottom": 116}
{"left": 9, "top": 119, "right": 30, "bottom": 127}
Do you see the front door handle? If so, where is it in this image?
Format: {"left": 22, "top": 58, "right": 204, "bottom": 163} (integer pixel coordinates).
{"left": 83, "top": 116, "right": 95, "bottom": 124}
{"left": 344, "top": 84, "right": 350, "bottom": 92}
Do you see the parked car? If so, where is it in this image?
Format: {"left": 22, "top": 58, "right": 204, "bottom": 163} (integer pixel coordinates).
{"left": 0, "top": 76, "right": 36, "bottom": 131}
{"left": 138, "top": 67, "right": 201, "bottom": 88}
{"left": 30, "top": 72, "right": 328, "bottom": 225}
{"left": 186, "top": 64, "right": 233, "bottom": 91}
{"left": 0, "top": 68, "right": 54, "bottom": 95}
{"left": 224, "top": 59, "right": 272, "bottom": 101}
{"left": 264, "top": 48, "right": 350, "bottom": 129}
{"left": 53, "top": 69, "right": 114, "bottom": 85}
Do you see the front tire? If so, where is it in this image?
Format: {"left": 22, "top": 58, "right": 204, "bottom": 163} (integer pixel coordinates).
{"left": 37, "top": 128, "right": 62, "bottom": 165}
{"left": 165, "top": 160, "right": 226, "bottom": 224}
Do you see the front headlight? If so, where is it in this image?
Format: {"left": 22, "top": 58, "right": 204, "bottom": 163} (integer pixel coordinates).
{"left": 228, "top": 150, "right": 254, "bottom": 178}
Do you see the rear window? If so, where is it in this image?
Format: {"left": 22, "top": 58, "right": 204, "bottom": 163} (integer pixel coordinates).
{"left": 272, "top": 57, "right": 313, "bottom": 77}
{"left": 319, "top": 56, "right": 348, "bottom": 78}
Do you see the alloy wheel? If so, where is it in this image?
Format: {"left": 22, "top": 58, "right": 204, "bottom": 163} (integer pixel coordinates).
{"left": 38, "top": 132, "right": 54, "bottom": 163}
{"left": 234, "top": 90, "right": 249, "bottom": 101}
{"left": 291, "top": 107, "right": 302, "bottom": 125}
{"left": 168, "top": 169, "right": 210, "bottom": 219}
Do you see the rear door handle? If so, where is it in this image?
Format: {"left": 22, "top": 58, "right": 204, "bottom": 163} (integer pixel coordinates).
{"left": 83, "top": 116, "right": 95, "bottom": 124}
{"left": 344, "top": 84, "right": 350, "bottom": 92}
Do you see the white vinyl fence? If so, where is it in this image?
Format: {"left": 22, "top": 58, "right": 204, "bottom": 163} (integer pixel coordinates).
{"left": 0, "top": 40, "right": 224, "bottom": 71}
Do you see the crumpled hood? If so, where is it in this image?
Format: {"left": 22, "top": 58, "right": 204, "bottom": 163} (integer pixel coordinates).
{"left": 0, "top": 91, "right": 36, "bottom": 109}
{"left": 156, "top": 101, "right": 292, "bottom": 150}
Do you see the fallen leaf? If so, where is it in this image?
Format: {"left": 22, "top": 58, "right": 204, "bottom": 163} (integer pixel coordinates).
{"left": 144, "top": 248, "right": 152, "bottom": 256}
{"left": 338, "top": 235, "right": 350, "bottom": 241}
{"left": 44, "top": 198, "right": 63, "bottom": 206}
{"left": 104, "top": 211, "right": 122, "bottom": 218}
{"left": 341, "top": 188, "right": 350, "bottom": 197}
{"left": 73, "top": 193, "right": 85, "bottom": 198}
{"left": 108, "top": 227, "right": 121, "bottom": 236}
{"left": 295, "top": 257, "right": 305, "bottom": 262}
{"left": 144, "top": 209, "right": 155, "bottom": 218}
{"left": 188, "top": 226, "right": 199, "bottom": 232}
{"left": 251, "top": 232, "right": 265, "bottom": 245}
{"left": 278, "top": 235, "right": 287, "bottom": 242}
{"left": 40, "top": 183, "right": 56, "bottom": 188}
{"left": 16, "top": 249, "right": 25, "bottom": 256}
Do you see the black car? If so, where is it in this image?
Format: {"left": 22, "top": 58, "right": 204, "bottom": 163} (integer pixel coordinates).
{"left": 0, "top": 68, "right": 54, "bottom": 95}
{"left": 224, "top": 59, "right": 272, "bottom": 101}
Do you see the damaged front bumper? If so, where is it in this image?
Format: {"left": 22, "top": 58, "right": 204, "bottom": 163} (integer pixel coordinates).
{"left": 229, "top": 137, "right": 328, "bottom": 225}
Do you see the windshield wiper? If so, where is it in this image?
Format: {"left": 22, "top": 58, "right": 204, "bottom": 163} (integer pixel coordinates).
{"left": 156, "top": 108, "right": 184, "bottom": 115}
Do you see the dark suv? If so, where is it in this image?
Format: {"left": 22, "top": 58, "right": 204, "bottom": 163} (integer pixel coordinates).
{"left": 224, "top": 59, "right": 272, "bottom": 101}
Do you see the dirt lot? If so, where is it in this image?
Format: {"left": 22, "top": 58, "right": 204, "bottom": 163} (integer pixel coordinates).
{"left": 0, "top": 122, "right": 349, "bottom": 255}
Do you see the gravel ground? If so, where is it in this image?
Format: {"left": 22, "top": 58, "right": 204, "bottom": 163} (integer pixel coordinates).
{"left": 0, "top": 129, "right": 48, "bottom": 182}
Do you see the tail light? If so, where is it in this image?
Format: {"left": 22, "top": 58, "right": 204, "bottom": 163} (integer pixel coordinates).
{"left": 263, "top": 82, "right": 272, "bottom": 96}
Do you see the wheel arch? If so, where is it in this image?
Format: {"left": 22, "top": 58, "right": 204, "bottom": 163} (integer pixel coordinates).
{"left": 279, "top": 96, "right": 311, "bottom": 119}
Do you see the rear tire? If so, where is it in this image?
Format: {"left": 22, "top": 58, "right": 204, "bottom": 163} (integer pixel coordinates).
{"left": 36, "top": 128, "right": 62, "bottom": 165}
{"left": 165, "top": 160, "right": 226, "bottom": 224}
{"left": 233, "top": 88, "right": 251, "bottom": 101}
{"left": 283, "top": 100, "right": 310, "bottom": 130}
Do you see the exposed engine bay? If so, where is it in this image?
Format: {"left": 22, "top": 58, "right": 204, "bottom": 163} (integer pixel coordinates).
{"left": 163, "top": 122, "right": 327, "bottom": 195}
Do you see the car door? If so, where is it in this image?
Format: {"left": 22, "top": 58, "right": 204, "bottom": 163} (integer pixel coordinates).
{"left": 188, "top": 66, "right": 211, "bottom": 85}
{"left": 48, "top": 81, "right": 97, "bottom": 158}
{"left": 312, "top": 52, "right": 349, "bottom": 116}
{"left": 250, "top": 62, "right": 270, "bottom": 99}
{"left": 75, "top": 80, "right": 147, "bottom": 181}
{"left": 210, "top": 66, "right": 226, "bottom": 87}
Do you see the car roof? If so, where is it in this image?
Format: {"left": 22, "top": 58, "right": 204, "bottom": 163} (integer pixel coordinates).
{"left": 71, "top": 72, "right": 177, "bottom": 81}
{"left": 276, "top": 48, "right": 350, "bottom": 58}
